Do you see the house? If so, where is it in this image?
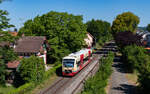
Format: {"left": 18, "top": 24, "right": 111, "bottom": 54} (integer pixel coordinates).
{"left": 84, "top": 32, "right": 94, "bottom": 48}
{"left": 14, "top": 36, "right": 49, "bottom": 65}
{"left": 5, "top": 36, "right": 49, "bottom": 84}
{"left": 6, "top": 60, "right": 20, "bottom": 84}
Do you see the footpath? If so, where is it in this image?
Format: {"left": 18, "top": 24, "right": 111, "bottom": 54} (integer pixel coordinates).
{"left": 108, "top": 55, "right": 137, "bottom": 94}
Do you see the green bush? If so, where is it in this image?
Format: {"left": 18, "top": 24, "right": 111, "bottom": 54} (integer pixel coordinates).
{"left": 121, "top": 45, "right": 150, "bottom": 93}
{"left": 122, "top": 45, "right": 147, "bottom": 72}
{"left": 82, "top": 52, "right": 114, "bottom": 94}
{"left": 44, "top": 64, "right": 61, "bottom": 79}
{"left": 8, "top": 64, "right": 61, "bottom": 94}
{"left": 19, "top": 56, "right": 45, "bottom": 83}
{"left": 8, "top": 82, "right": 35, "bottom": 94}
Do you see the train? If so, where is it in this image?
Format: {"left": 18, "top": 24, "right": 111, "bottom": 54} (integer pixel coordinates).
{"left": 62, "top": 48, "right": 92, "bottom": 76}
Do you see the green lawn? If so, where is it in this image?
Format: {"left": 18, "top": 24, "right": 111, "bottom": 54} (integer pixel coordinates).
{"left": 0, "top": 86, "right": 15, "bottom": 94}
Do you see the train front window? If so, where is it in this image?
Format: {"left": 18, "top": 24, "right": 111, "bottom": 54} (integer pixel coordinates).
{"left": 63, "top": 59, "right": 75, "bottom": 67}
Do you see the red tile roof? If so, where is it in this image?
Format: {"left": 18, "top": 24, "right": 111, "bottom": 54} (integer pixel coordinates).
{"left": 14, "top": 36, "right": 46, "bottom": 53}
{"left": 6, "top": 61, "right": 20, "bottom": 69}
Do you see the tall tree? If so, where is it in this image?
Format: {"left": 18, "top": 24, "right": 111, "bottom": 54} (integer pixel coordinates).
{"left": 111, "top": 12, "right": 140, "bottom": 35}
{"left": 0, "top": 10, "right": 14, "bottom": 31}
{"left": 19, "top": 11, "right": 87, "bottom": 62}
{"left": 0, "top": 47, "right": 17, "bottom": 85}
{"left": 0, "top": 0, "right": 16, "bottom": 85}
{"left": 0, "top": 0, "right": 14, "bottom": 31}
{"left": 146, "top": 24, "right": 150, "bottom": 32}
{"left": 86, "top": 19, "right": 112, "bottom": 45}
{"left": 0, "top": 0, "right": 15, "bottom": 42}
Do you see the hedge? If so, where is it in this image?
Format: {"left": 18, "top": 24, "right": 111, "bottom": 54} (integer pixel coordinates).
{"left": 8, "top": 64, "right": 62, "bottom": 94}
{"left": 82, "top": 52, "right": 114, "bottom": 94}
{"left": 121, "top": 45, "right": 150, "bottom": 93}
{"left": 8, "top": 83, "right": 35, "bottom": 94}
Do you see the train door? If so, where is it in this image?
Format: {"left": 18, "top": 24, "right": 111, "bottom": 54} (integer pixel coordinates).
{"left": 80, "top": 54, "right": 84, "bottom": 69}
{"left": 88, "top": 50, "right": 91, "bottom": 61}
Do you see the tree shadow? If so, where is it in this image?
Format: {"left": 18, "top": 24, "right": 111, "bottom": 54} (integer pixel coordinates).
{"left": 112, "top": 84, "right": 140, "bottom": 94}
{"left": 112, "top": 56, "right": 127, "bottom": 73}
{"left": 56, "top": 66, "right": 63, "bottom": 77}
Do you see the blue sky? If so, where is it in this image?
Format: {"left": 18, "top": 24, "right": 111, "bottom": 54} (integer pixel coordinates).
{"left": 0, "top": 0, "right": 150, "bottom": 29}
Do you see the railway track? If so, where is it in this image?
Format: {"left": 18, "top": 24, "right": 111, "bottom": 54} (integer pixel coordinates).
{"left": 39, "top": 41, "right": 117, "bottom": 94}
{"left": 39, "top": 54, "right": 99, "bottom": 94}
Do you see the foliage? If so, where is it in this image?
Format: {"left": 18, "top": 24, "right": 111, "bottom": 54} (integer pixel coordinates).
{"left": 114, "top": 31, "right": 142, "bottom": 49}
{"left": 122, "top": 45, "right": 146, "bottom": 72}
{"left": 0, "top": 46, "right": 17, "bottom": 63}
{"left": 146, "top": 24, "right": 150, "bottom": 32}
{"left": 9, "top": 64, "right": 61, "bottom": 94}
{"left": 8, "top": 82, "right": 35, "bottom": 94}
{"left": 121, "top": 45, "right": 150, "bottom": 93}
{"left": 86, "top": 19, "right": 112, "bottom": 46}
{"left": 0, "top": 59, "right": 5, "bottom": 85}
{"left": 19, "top": 56, "right": 45, "bottom": 83}
{"left": 0, "top": 10, "right": 14, "bottom": 31}
{"left": 0, "top": 46, "right": 17, "bottom": 85}
{"left": 0, "top": 0, "right": 14, "bottom": 31}
{"left": 0, "top": 31, "right": 18, "bottom": 42}
{"left": 44, "top": 64, "right": 61, "bottom": 79}
{"left": 138, "top": 65, "right": 150, "bottom": 94}
{"left": 82, "top": 52, "right": 114, "bottom": 94}
{"left": 0, "top": 85, "right": 16, "bottom": 94}
{"left": 18, "top": 11, "right": 87, "bottom": 63}
{"left": 111, "top": 12, "right": 139, "bottom": 35}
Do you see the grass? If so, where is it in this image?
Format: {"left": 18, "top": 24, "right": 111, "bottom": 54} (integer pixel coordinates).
{"left": 126, "top": 71, "right": 138, "bottom": 85}
{"left": 95, "top": 43, "right": 102, "bottom": 50}
{"left": 0, "top": 86, "right": 16, "bottom": 94}
{"left": 27, "top": 73, "right": 58, "bottom": 94}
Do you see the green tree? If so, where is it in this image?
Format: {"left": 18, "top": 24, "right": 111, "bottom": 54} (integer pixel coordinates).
{"left": 0, "top": 59, "right": 5, "bottom": 85}
{"left": 0, "top": 10, "right": 14, "bottom": 31}
{"left": 0, "top": 31, "right": 17, "bottom": 42}
{"left": 0, "top": 46, "right": 17, "bottom": 63}
{"left": 0, "top": 46, "right": 17, "bottom": 85}
{"left": 18, "top": 11, "right": 87, "bottom": 63}
{"left": 0, "top": 0, "right": 16, "bottom": 43}
{"left": 146, "top": 24, "right": 150, "bottom": 32}
{"left": 0, "top": 0, "right": 14, "bottom": 31}
{"left": 86, "top": 19, "right": 112, "bottom": 45}
{"left": 111, "top": 12, "right": 140, "bottom": 35}
{"left": 19, "top": 56, "right": 45, "bottom": 83}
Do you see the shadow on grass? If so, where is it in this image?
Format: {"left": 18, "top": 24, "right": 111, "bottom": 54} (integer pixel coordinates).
{"left": 56, "top": 66, "right": 63, "bottom": 77}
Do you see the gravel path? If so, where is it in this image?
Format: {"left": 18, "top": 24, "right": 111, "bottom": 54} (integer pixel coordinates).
{"left": 108, "top": 56, "right": 137, "bottom": 94}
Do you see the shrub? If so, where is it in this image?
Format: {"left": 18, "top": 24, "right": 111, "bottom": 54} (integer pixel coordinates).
{"left": 122, "top": 45, "right": 147, "bottom": 72}
{"left": 44, "top": 64, "right": 61, "bottom": 79}
{"left": 19, "top": 56, "right": 45, "bottom": 83}
{"left": 82, "top": 52, "right": 114, "bottom": 94}
{"left": 122, "top": 45, "right": 150, "bottom": 93}
{"left": 9, "top": 64, "right": 61, "bottom": 94}
{"left": 8, "top": 82, "right": 35, "bottom": 94}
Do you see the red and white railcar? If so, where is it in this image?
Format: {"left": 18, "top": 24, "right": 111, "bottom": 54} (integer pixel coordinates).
{"left": 62, "top": 48, "right": 92, "bottom": 76}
